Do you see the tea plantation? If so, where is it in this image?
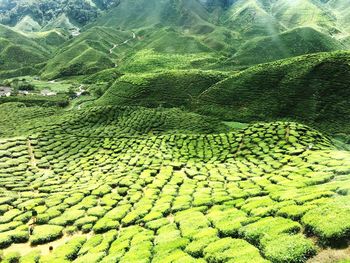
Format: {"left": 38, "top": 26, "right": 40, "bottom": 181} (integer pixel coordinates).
{"left": 0, "top": 103, "right": 349, "bottom": 262}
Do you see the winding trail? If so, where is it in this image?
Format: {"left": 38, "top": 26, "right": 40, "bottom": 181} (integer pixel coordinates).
{"left": 27, "top": 139, "right": 37, "bottom": 168}
{"left": 109, "top": 31, "right": 137, "bottom": 54}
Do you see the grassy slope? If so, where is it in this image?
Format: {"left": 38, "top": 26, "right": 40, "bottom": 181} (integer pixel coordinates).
{"left": 0, "top": 24, "right": 50, "bottom": 70}
{"left": 327, "top": 0, "right": 350, "bottom": 37}
{"left": 13, "top": 15, "right": 41, "bottom": 32}
{"left": 1, "top": 101, "right": 350, "bottom": 261}
{"left": 95, "top": 70, "right": 228, "bottom": 108}
{"left": 198, "top": 51, "right": 350, "bottom": 133}
{"left": 14, "top": 0, "right": 346, "bottom": 80}
{"left": 228, "top": 26, "right": 345, "bottom": 66}
{"left": 271, "top": 0, "right": 337, "bottom": 33}
{"left": 222, "top": 0, "right": 284, "bottom": 38}
{"left": 40, "top": 3, "right": 225, "bottom": 80}
{"left": 40, "top": 27, "right": 133, "bottom": 79}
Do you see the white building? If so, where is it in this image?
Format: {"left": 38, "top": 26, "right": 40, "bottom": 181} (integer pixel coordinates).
{"left": 0, "top": 87, "right": 12, "bottom": 97}
{"left": 41, "top": 89, "right": 57, "bottom": 96}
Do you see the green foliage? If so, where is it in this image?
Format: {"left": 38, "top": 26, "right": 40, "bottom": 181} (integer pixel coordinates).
{"left": 19, "top": 250, "right": 41, "bottom": 263}
{"left": 40, "top": 236, "right": 86, "bottom": 262}
{"left": 96, "top": 70, "right": 227, "bottom": 109}
{"left": 302, "top": 196, "right": 350, "bottom": 245}
{"left": 203, "top": 237, "right": 268, "bottom": 263}
{"left": 2, "top": 251, "right": 20, "bottom": 263}
{"left": 30, "top": 225, "right": 64, "bottom": 245}
{"left": 0, "top": 25, "right": 49, "bottom": 72}
{"left": 200, "top": 51, "right": 350, "bottom": 134}
{"left": 262, "top": 234, "right": 316, "bottom": 263}
{"left": 119, "top": 49, "right": 218, "bottom": 74}
{"left": 49, "top": 209, "right": 85, "bottom": 226}
{"left": 231, "top": 27, "right": 344, "bottom": 66}
{"left": 0, "top": 79, "right": 349, "bottom": 263}
{"left": 240, "top": 217, "right": 301, "bottom": 245}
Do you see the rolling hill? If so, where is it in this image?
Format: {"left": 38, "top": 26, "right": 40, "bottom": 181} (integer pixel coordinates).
{"left": 0, "top": 24, "right": 68, "bottom": 79}
{"left": 34, "top": 0, "right": 350, "bottom": 79}
{"left": 227, "top": 26, "right": 345, "bottom": 66}
{"left": 95, "top": 70, "right": 228, "bottom": 108}
{"left": 90, "top": 51, "right": 350, "bottom": 134}
{"left": 0, "top": 1, "right": 350, "bottom": 262}
{"left": 198, "top": 50, "right": 350, "bottom": 133}
{"left": 40, "top": 27, "right": 135, "bottom": 79}
{"left": 0, "top": 24, "right": 49, "bottom": 70}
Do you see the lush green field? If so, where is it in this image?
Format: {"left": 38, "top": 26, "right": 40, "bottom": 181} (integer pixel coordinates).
{"left": 0, "top": 0, "right": 349, "bottom": 262}
{"left": 0, "top": 103, "right": 349, "bottom": 262}
{"left": 88, "top": 51, "right": 350, "bottom": 135}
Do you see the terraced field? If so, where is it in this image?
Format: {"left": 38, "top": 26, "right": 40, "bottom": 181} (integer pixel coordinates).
{"left": 0, "top": 105, "right": 349, "bottom": 262}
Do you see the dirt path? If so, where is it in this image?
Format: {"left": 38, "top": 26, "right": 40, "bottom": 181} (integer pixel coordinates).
{"left": 27, "top": 139, "right": 37, "bottom": 168}
{"left": 307, "top": 246, "right": 350, "bottom": 263}
{"left": 285, "top": 125, "right": 290, "bottom": 141}
{"left": 5, "top": 233, "right": 91, "bottom": 257}
{"left": 109, "top": 31, "right": 136, "bottom": 54}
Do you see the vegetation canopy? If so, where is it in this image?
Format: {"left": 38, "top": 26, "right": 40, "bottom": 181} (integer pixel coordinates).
{"left": 0, "top": 0, "right": 349, "bottom": 262}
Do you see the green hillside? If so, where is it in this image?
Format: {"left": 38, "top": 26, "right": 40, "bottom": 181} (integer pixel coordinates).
{"left": 21, "top": 0, "right": 346, "bottom": 79}
{"left": 228, "top": 27, "right": 345, "bottom": 66}
{"left": 222, "top": 0, "right": 284, "bottom": 38}
{"left": 88, "top": 51, "right": 350, "bottom": 134}
{"left": 0, "top": 24, "right": 50, "bottom": 74}
{"left": 1, "top": 101, "right": 350, "bottom": 262}
{"left": 271, "top": 0, "right": 337, "bottom": 33}
{"left": 0, "top": 0, "right": 350, "bottom": 262}
{"left": 95, "top": 70, "right": 228, "bottom": 108}
{"left": 41, "top": 27, "right": 134, "bottom": 79}
{"left": 198, "top": 51, "right": 350, "bottom": 133}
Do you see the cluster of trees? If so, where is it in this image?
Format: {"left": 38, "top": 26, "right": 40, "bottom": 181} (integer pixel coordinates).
{"left": 0, "top": 0, "right": 120, "bottom": 27}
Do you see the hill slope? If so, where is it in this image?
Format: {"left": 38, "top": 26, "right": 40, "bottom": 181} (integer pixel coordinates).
{"left": 40, "top": 27, "right": 135, "bottom": 79}
{"left": 228, "top": 27, "right": 345, "bottom": 66}
{"left": 0, "top": 24, "right": 49, "bottom": 71}
{"left": 198, "top": 51, "right": 350, "bottom": 133}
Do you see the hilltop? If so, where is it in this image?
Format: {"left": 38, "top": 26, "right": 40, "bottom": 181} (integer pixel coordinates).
{"left": 0, "top": 0, "right": 349, "bottom": 80}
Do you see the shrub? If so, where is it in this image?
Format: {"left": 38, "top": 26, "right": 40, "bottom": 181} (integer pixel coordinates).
{"left": 89, "top": 230, "right": 117, "bottom": 254}
{"left": 2, "top": 251, "right": 20, "bottom": 263}
{"left": 302, "top": 196, "right": 350, "bottom": 245}
{"left": 19, "top": 250, "right": 41, "bottom": 263}
{"left": 0, "top": 233, "right": 12, "bottom": 249}
{"left": 0, "top": 221, "right": 22, "bottom": 233}
{"left": 145, "top": 218, "right": 169, "bottom": 230}
{"left": 152, "top": 224, "right": 190, "bottom": 259}
{"left": 93, "top": 218, "right": 119, "bottom": 234}
{"left": 30, "top": 225, "right": 63, "bottom": 245}
{"left": 78, "top": 234, "right": 103, "bottom": 255}
{"left": 203, "top": 238, "right": 267, "bottom": 263}
{"left": 262, "top": 234, "right": 316, "bottom": 263}
{"left": 87, "top": 206, "right": 107, "bottom": 218}
{"left": 185, "top": 228, "right": 219, "bottom": 258}
{"left": 239, "top": 217, "right": 301, "bottom": 245}
{"left": 49, "top": 210, "right": 85, "bottom": 226}
{"left": 82, "top": 224, "right": 93, "bottom": 233}
{"left": 40, "top": 236, "right": 86, "bottom": 262}
{"left": 277, "top": 204, "right": 314, "bottom": 220}
{"left": 8, "top": 230, "right": 29, "bottom": 243}
{"left": 74, "top": 216, "right": 98, "bottom": 229}
{"left": 175, "top": 210, "right": 210, "bottom": 238}
{"left": 207, "top": 206, "right": 247, "bottom": 237}
{"left": 73, "top": 252, "right": 106, "bottom": 263}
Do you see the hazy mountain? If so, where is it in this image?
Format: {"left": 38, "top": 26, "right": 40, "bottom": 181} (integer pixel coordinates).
{"left": 0, "top": 0, "right": 348, "bottom": 79}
